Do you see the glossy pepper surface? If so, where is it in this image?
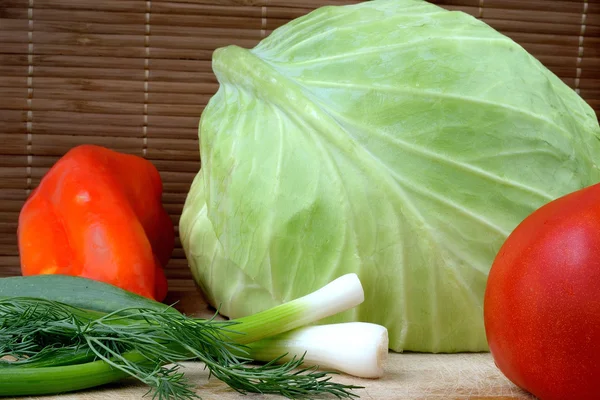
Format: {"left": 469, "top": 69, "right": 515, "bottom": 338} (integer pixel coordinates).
{"left": 18, "top": 145, "right": 174, "bottom": 301}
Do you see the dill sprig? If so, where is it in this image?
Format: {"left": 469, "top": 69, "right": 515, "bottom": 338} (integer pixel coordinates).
{"left": 0, "top": 297, "right": 362, "bottom": 400}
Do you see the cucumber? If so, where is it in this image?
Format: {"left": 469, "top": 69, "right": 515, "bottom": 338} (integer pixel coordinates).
{"left": 0, "top": 348, "right": 96, "bottom": 369}
{"left": 0, "top": 274, "right": 177, "bottom": 314}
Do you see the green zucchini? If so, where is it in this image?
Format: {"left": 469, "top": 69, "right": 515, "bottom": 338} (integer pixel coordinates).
{"left": 0, "top": 274, "right": 176, "bottom": 314}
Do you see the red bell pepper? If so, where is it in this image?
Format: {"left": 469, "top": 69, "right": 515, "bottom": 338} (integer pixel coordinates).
{"left": 18, "top": 145, "right": 174, "bottom": 301}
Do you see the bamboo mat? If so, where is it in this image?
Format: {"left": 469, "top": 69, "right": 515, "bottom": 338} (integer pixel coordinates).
{"left": 0, "top": 0, "right": 599, "bottom": 292}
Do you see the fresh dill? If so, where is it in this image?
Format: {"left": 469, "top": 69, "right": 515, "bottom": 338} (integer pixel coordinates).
{"left": 0, "top": 297, "right": 362, "bottom": 400}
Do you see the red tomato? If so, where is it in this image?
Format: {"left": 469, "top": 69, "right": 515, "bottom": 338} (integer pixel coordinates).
{"left": 484, "top": 183, "right": 600, "bottom": 400}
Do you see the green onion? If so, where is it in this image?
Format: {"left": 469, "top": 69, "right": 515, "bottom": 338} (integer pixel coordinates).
{"left": 247, "top": 322, "right": 389, "bottom": 379}
{"left": 230, "top": 273, "right": 365, "bottom": 343}
{"left": 0, "top": 352, "right": 143, "bottom": 396}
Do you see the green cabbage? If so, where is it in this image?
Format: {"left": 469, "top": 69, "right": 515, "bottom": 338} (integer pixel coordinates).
{"left": 180, "top": 0, "right": 600, "bottom": 352}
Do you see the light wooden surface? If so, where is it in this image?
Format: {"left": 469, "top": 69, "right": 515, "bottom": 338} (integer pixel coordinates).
{"left": 6, "top": 287, "right": 535, "bottom": 400}
{"left": 7, "top": 354, "right": 534, "bottom": 400}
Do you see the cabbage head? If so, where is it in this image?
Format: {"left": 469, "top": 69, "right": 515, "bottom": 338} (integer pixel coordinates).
{"left": 180, "top": 0, "right": 600, "bottom": 352}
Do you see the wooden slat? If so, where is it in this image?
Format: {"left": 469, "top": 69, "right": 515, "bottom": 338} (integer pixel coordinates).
{"left": 146, "top": 139, "right": 200, "bottom": 160}
{"left": 0, "top": 188, "right": 28, "bottom": 201}
{"left": 30, "top": 88, "right": 143, "bottom": 103}
{"left": 149, "top": 35, "right": 258, "bottom": 51}
{"left": 151, "top": 13, "right": 263, "bottom": 28}
{"left": 0, "top": 95, "right": 28, "bottom": 111}
{"left": 266, "top": 0, "right": 360, "bottom": 7}
{"left": 536, "top": 54, "right": 599, "bottom": 69}
{"left": 0, "top": 200, "right": 25, "bottom": 213}
{"left": 0, "top": 18, "right": 29, "bottom": 32}
{"left": 433, "top": 0, "right": 590, "bottom": 14}
{"left": 0, "top": 123, "right": 26, "bottom": 135}
{"left": 159, "top": 170, "right": 197, "bottom": 184}
{"left": 0, "top": 110, "right": 26, "bottom": 123}
{"left": 163, "top": 192, "right": 189, "bottom": 205}
{"left": 148, "top": 92, "right": 212, "bottom": 105}
{"left": 146, "top": 115, "right": 199, "bottom": 129}
{"left": 146, "top": 103, "right": 202, "bottom": 117}
{"left": 31, "top": 44, "right": 148, "bottom": 58}
{"left": 0, "top": 76, "right": 28, "bottom": 88}
{"left": 29, "top": 134, "right": 145, "bottom": 156}
{"left": 506, "top": 32, "right": 600, "bottom": 48}
{"left": 8, "top": 66, "right": 145, "bottom": 80}
{"left": 491, "top": 18, "right": 599, "bottom": 37}
{"left": 0, "top": 261, "right": 21, "bottom": 277}
{"left": 30, "top": 99, "right": 143, "bottom": 114}
{"left": 589, "top": 99, "right": 600, "bottom": 110}
{"left": 31, "top": 123, "right": 144, "bottom": 137}
{"left": 164, "top": 203, "right": 186, "bottom": 217}
{"left": 163, "top": 182, "right": 194, "bottom": 193}
{"left": 31, "top": 111, "right": 143, "bottom": 126}
{"left": 33, "top": 55, "right": 145, "bottom": 70}
{"left": 148, "top": 68, "right": 213, "bottom": 82}
{"left": 3, "top": 0, "right": 146, "bottom": 12}
{"left": 151, "top": 2, "right": 260, "bottom": 16}
{"left": 145, "top": 126, "right": 199, "bottom": 139}
{"left": 2, "top": 9, "right": 145, "bottom": 24}
{"left": 150, "top": 25, "right": 260, "bottom": 39}
{"left": 0, "top": 222, "right": 19, "bottom": 235}
{"left": 547, "top": 66, "right": 599, "bottom": 79}
{"left": 444, "top": 5, "right": 599, "bottom": 26}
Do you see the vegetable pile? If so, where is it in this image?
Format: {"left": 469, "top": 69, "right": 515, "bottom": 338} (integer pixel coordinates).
{"left": 4, "top": 0, "right": 600, "bottom": 399}
{"left": 7, "top": 142, "right": 388, "bottom": 399}
{"left": 0, "top": 274, "right": 386, "bottom": 399}
{"left": 179, "top": 0, "right": 600, "bottom": 353}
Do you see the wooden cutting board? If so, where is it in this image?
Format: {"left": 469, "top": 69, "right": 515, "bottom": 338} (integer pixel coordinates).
{"left": 7, "top": 353, "right": 534, "bottom": 400}
{"left": 5, "top": 287, "right": 536, "bottom": 400}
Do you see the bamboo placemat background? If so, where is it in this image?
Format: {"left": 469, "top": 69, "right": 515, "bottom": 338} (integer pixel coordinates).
{"left": 1, "top": 0, "right": 599, "bottom": 293}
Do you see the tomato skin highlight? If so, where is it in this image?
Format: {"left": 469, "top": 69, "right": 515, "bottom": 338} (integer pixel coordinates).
{"left": 484, "top": 183, "right": 600, "bottom": 400}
